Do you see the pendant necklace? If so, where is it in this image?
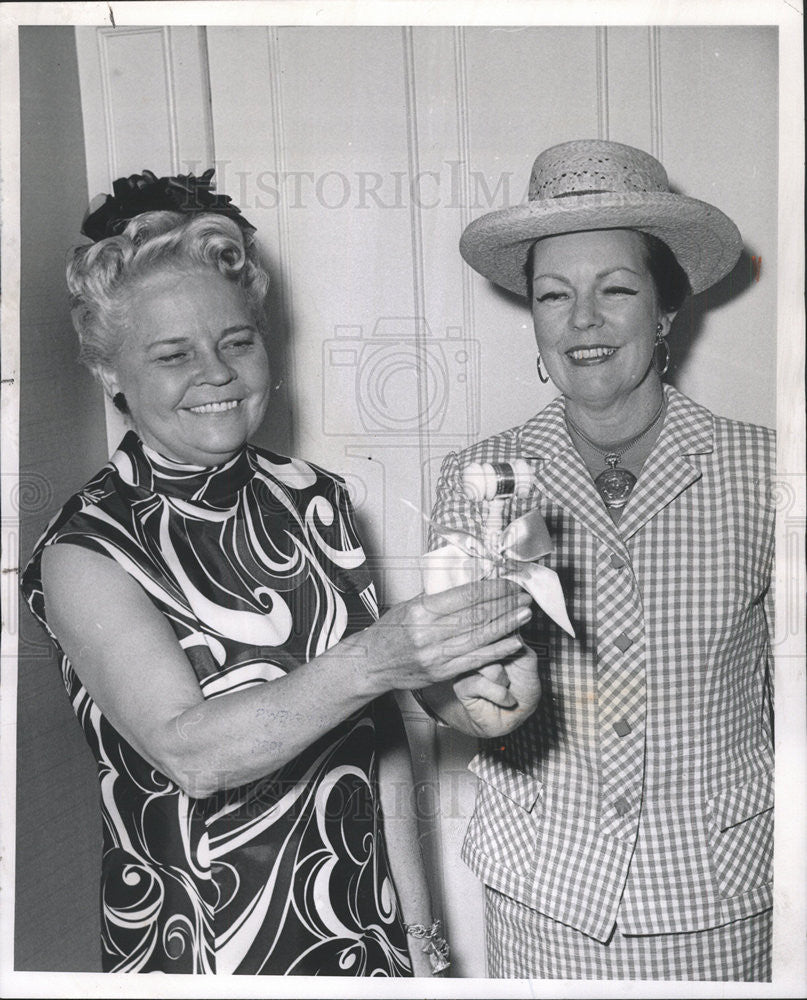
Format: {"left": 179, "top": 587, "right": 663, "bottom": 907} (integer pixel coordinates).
{"left": 565, "top": 397, "right": 666, "bottom": 510}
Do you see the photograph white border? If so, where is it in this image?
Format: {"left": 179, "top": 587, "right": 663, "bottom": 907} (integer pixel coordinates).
{"left": 1, "top": 2, "right": 803, "bottom": 998}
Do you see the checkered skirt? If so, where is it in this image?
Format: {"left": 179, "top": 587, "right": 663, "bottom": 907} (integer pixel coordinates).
{"left": 485, "top": 887, "right": 772, "bottom": 980}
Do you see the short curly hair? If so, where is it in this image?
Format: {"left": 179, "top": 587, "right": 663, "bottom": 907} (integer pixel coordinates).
{"left": 67, "top": 212, "right": 270, "bottom": 375}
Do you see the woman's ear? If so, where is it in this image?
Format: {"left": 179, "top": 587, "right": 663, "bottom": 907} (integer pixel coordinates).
{"left": 96, "top": 365, "right": 121, "bottom": 401}
{"left": 96, "top": 367, "right": 130, "bottom": 415}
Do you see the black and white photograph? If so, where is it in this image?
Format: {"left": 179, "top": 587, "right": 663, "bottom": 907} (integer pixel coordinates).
{"left": 1, "top": 2, "right": 804, "bottom": 996}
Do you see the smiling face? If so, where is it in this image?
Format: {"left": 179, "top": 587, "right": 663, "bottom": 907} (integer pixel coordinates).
{"left": 100, "top": 269, "right": 271, "bottom": 466}
{"left": 530, "top": 229, "right": 676, "bottom": 420}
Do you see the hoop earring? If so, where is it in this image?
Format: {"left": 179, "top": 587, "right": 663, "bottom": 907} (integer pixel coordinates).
{"left": 653, "top": 330, "right": 671, "bottom": 376}
{"left": 536, "top": 354, "right": 550, "bottom": 384}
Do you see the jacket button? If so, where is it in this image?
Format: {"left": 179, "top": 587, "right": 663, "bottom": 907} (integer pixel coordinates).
{"left": 614, "top": 795, "right": 631, "bottom": 817}
{"left": 613, "top": 718, "right": 631, "bottom": 737}
{"left": 610, "top": 554, "right": 626, "bottom": 569}
{"left": 614, "top": 632, "right": 633, "bottom": 652}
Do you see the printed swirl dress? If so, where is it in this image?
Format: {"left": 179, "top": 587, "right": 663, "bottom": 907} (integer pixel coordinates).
{"left": 22, "top": 432, "right": 412, "bottom": 975}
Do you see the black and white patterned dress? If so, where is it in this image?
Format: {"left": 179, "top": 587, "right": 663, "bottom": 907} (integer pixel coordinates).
{"left": 22, "top": 432, "right": 412, "bottom": 976}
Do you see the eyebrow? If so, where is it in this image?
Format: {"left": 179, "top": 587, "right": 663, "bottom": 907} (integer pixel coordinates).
{"left": 220, "top": 325, "right": 258, "bottom": 336}
{"left": 145, "top": 325, "right": 257, "bottom": 350}
{"left": 533, "top": 267, "right": 642, "bottom": 282}
{"left": 597, "top": 267, "right": 642, "bottom": 280}
{"left": 146, "top": 337, "right": 189, "bottom": 349}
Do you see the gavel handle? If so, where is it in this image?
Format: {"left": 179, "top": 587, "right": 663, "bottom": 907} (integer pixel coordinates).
{"left": 485, "top": 497, "right": 509, "bottom": 556}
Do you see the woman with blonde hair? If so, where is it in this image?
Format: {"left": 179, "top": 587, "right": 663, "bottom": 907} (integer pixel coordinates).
{"left": 21, "top": 170, "right": 532, "bottom": 975}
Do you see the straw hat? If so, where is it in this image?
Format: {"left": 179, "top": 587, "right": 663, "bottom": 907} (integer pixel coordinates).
{"left": 459, "top": 139, "right": 743, "bottom": 296}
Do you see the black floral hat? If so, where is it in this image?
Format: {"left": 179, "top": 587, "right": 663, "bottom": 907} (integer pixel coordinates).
{"left": 81, "top": 167, "right": 255, "bottom": 242}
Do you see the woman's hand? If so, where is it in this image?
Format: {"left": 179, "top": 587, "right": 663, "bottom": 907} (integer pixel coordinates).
{"left": 41, "top": 547, "right": 533, "bottom": 796}
{"left": 452, "top": 643, "right": 540, "bottom": 736}
{"left": 333, "top": 579, "right": 534, "bottom": 699}
{"left": 414, "top": 639, "right": 541, "bottom": 738}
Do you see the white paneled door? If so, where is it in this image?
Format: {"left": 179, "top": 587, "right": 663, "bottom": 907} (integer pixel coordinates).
{"left": 75, "top": 24, "right": 777, "bottom": 976}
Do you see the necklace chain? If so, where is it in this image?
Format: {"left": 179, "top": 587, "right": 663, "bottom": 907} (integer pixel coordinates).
{"left": 565, "top": 397, "right": 666, "bottom": 511}
{"left": 565, "top": 397, "right": 666, "bottom": 467}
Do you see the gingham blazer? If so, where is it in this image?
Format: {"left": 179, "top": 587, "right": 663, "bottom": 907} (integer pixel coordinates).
{"left": 430, "top": 386, "right": 775, "bottom": 941}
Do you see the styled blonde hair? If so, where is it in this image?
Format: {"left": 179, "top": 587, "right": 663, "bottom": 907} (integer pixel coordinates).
{"left": 67, "top": 212, "right": 270, "bottom": 375}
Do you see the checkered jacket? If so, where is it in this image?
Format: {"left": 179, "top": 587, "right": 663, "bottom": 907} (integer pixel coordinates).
{"left": 430, "top": 386, "right": 775, "bottom": 941}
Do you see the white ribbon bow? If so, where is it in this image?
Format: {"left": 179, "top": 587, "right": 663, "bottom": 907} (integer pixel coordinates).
{"left": 421, "top": 507, "right": 576, "bottom": 638}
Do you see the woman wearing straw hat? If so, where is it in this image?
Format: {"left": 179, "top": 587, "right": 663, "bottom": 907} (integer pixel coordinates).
{"left": 418, "top": 140, "right": 774, "bottom": 980}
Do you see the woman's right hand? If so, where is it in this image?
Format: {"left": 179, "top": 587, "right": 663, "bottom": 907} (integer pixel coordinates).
{"left": 42, "top": 546, "right": 532, "bottom": 796}
{"left": 335, "top": 579, "right": 533, "bottom": 697}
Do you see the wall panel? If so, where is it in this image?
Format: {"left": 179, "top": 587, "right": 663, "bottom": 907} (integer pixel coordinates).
{"left": 75, "top": 25, "right": 215, "bottom": 454}
{"left": 204, "top": 27, "right": 295, "bottom": 459}
{"left": 605, "top": 26, "right": 656, "bottom": 149}
{"left": 277, "top": 27, "right": 423, "bottom": 600}
{"left": 461, "top": 27, "right": 605, "bottom": 441}
{"left": 658, "top": 26, "right": 777, "bottom": 426}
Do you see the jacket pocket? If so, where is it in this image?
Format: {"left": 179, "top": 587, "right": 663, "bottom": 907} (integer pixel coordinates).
{"left": 708, "top": 770, "right": 774, "bottom": 831}
{"left": 467, "top": 752, "right": 544, "bottom": 813}
{"left": 706, "top": 770, "right": 774, "bottom": 899}
{"left": 464, "top": 752, "right": 544, "bottom": 877}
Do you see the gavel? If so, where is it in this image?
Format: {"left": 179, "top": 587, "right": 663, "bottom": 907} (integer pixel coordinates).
{"left": 461, "top": 459, "right": 534, "bottom": 551}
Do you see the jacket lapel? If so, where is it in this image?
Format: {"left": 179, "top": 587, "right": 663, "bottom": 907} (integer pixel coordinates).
{"left": 617, "top": 387, "right": 713, "bottom": 540}
{"left": 518, "top": 398, "right": 630, "bottom": 557}
{"left": 516, "top": 388, "right": 713, "bottom": 548}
